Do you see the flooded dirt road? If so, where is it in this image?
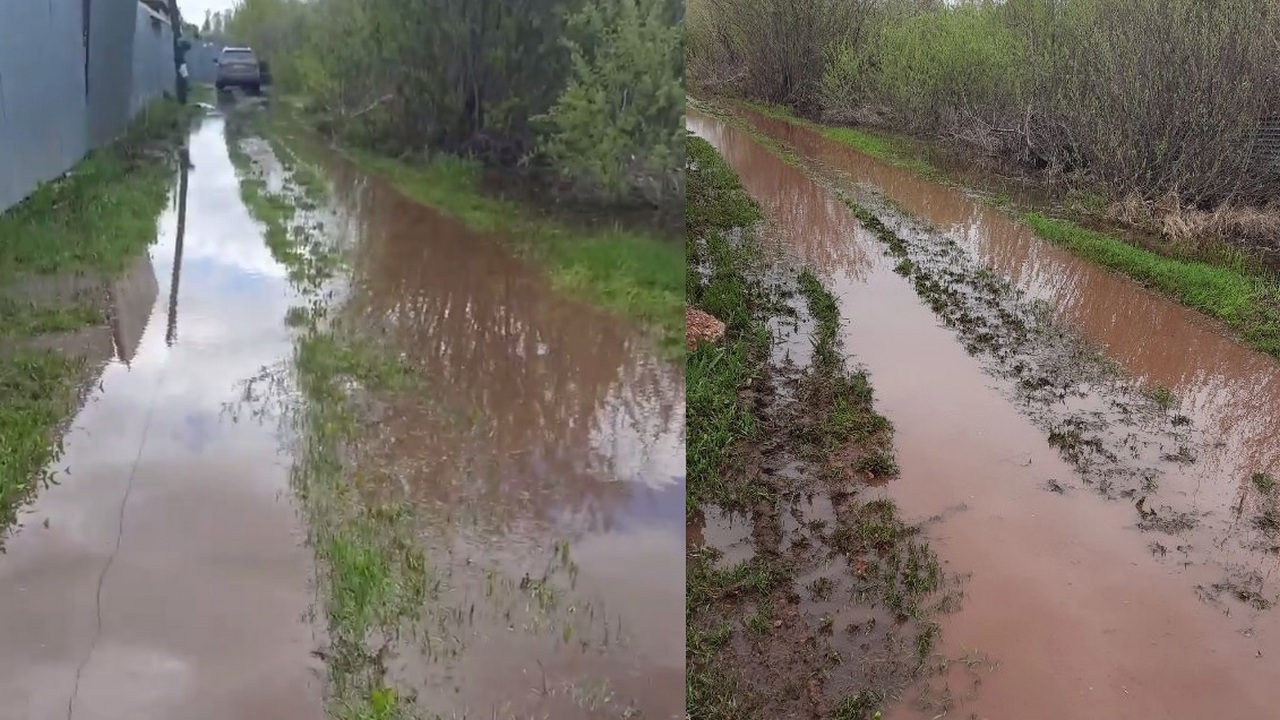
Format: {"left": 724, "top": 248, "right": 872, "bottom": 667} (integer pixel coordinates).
{"left": 1, "top": 98, "right": 684, "bottom": 719}
{"left": 306, "top": 156, "right": 686, "bottom": 718}
{"left": 0, "top": 114, "right": 321, "bottom": 719}
{"left": 689, "top": 108, "right": 1280, "bottom": 718}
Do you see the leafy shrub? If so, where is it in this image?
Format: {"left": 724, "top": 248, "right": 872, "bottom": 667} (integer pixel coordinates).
{"left": 538, "top": 0, "right": 685, "bottom": 205}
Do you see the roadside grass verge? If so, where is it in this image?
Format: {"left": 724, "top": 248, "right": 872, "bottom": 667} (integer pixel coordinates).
{"left": 704, "top": 95, "right": 1280, "bottom": 362}
{"left": 0, "top": 351, "right": 84, "bottom": 539}
{"left": 1023, "top": 213, "right": 1280, "bottom": 357}
{"left": 262, "top": 105, "right": 684, "bottom": 358}
{"left": 686, "top": 133, "right": 773, "bottom": 718}
{"left": 737, "top": 99, "right": 943, "bottom": 179}
{"left": 0, "top": 298, "right": 101, "bottom": 338}
{"left": 226, "top": 108, "right": 430, "bottom": 720}
{"left": 0, "top": 98, "right": 192, "bottom": 543}
{"left": 686, "top": 135, "right": 769, "bottom": 518}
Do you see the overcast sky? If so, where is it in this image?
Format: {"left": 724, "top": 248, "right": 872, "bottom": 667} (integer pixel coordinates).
{"left": 180, "top": 0, "right": 238, "bottom": 22}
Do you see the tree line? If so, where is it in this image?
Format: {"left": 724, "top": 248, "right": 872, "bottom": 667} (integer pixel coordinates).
{"left": 689, "top": 0, "right": 1280, "bottom": 214}
{"left": 220, "top": 0, "right": 684, "bottom": 208}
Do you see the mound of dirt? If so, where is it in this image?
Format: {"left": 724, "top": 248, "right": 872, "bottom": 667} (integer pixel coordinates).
{"left": 686, "top": 307, "right": 726, "bottom": 351}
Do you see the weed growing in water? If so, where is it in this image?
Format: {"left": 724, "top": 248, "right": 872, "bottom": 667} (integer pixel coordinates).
{"left": 687, "top": 131, "right": 950, "bottom": 720}
{"left": 834, "top": 689, "right": 886, "bottom": 720}
{"left": 1146, "top": 384, "right": 1177, "bottom": 410}
{"left": 856, "top": 451, "right": 900, "bottom": 479}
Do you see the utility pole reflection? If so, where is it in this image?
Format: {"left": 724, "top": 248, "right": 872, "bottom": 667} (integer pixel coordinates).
{"left": 166, "top": 143, "right": 192, "bottom": 346}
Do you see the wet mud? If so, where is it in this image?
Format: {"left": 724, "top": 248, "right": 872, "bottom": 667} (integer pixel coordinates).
{"left": 0, "top": 112, "right": 321, "bottom": 719}
{"left": 689, "top": 107, "right": 1280, "bottom": 718}
{"left": 305, "top": 157, "right": 687, "bottom": 719}
{"left": 686, "top": 136, "right": 960, "bottom": 719}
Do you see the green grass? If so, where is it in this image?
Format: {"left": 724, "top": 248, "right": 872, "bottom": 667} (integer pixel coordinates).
{"left": 686, "top": 131, "right": 946, "bottom": 720}
{"left": 687, "top": 131, "right": 763, "bottom": 240}
{"left": 0, "top": 297, "right": 101, "bottom": 337}
{"left": 738, "top": 98, "right": 942, "bottom": 179}
{"left": 685, "top": 134, "right": 779, "bottom": 720}
{"left": 1024, "top": 213, "right": 1280, "bottom": 357}
{"left": 0, "top": 351, "right": 85, "bottom": 541}
{"left": 686, "top": 136, "right": 771, "bottom": 517}
{"left": 263, "top": 107, "right": 684, "bottom": 358}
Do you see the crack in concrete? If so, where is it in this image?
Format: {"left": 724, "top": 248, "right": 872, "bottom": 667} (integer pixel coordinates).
{"left": 65, "top": 375, "right": 167, "bottom": 720}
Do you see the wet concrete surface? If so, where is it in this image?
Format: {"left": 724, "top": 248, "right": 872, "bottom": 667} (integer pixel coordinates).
{"left": 689, "top": 109, "right": 1280, "bottom": 718}
{"left": 0, "top": 114, "right": 321, "bottom": 719}
{"left": 313, "top": 161, "right": 687, "bottom": 718}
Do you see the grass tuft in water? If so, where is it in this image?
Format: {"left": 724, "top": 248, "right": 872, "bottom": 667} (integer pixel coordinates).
{"left": 686, "top": 132, "right": 946, "bottom": 719}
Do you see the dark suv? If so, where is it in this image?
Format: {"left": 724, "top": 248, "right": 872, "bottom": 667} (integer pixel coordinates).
{"left": 215, "top": 47, "right": 262, "bottom": 94}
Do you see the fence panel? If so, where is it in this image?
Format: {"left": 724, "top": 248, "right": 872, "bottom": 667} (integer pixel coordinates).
{"left": 131, "top": 3, "right": 175, "bottom": 117}
{"left": 1, "top": 0, "right": 177, "bottom": 216}
{"left": 0, "top": 0, "right": 90, "bottom": 213}
{"left": 86, "top": 0, "right": 139, "bottom": 150}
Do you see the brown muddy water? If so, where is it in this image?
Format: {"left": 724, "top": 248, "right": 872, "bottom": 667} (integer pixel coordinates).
{"left": 312, "top": 157, "right": 686, "bottom": 719}
{"left": 688, "top": 108, "right": 1280, "bottom": 718}
{"left": 0, "top": 114, "right": 322, "bottom": 719}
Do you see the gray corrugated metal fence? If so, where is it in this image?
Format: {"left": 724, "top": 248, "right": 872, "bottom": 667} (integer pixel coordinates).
{"left": 1, "top": 0, "right": 178, "bottom": 215}
{"left": 131, "top": 3, "right": 175, "bottom": 116}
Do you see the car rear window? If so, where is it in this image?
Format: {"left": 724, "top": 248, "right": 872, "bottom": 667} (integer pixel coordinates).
{"left": 222, "top": 51, "right": 257, "bottom": 64}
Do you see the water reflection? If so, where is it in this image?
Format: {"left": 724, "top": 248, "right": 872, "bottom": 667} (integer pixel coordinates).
{"left": 692, "top": 118, "right": 875, "bottom": 279}
{"left": 164, "top": 145, "right": 192, "bottom": 347}
{"left": 326, "top": 166, "right": 686, "bottom": 540}
{"left": 0, "top": 114, "right": 321, "bottom": 719}
{"left": 316, "top": 161, "right": 687, "bottom": 719}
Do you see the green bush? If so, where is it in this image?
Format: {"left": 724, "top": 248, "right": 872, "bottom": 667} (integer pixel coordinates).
{"left": 538, "top": 0, "right": 685, "bottom": 205}
{"left": 872, "top": 5, "right": 1028, "bottom": 130}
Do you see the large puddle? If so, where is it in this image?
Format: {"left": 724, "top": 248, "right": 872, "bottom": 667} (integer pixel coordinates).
{"left": 0, "top": 115, "right": 321, "bottom": 718}
{"left": 689, "top": 108, "right": 1280, "bottom": 718}
{"left": 315, "top": 160, "right": 686, "bottom": 718}
{"left": 1, "top": 104, "right": 685, "bottom": 719}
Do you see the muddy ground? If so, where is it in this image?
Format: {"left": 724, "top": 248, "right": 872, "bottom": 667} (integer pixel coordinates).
{"left": 689, "top": 103, "right": 1280, "bottom": 718}
{"left": 686, "top": 135, "right": 966, "bottom": 720}
{"left": 0, "top": 95, "right": 683, "bottom": 720}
